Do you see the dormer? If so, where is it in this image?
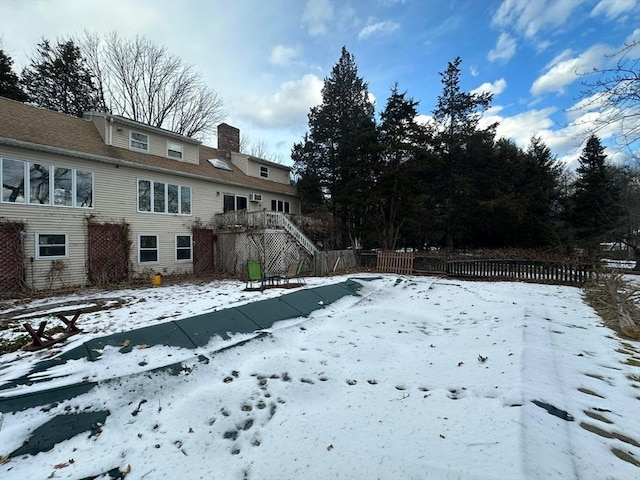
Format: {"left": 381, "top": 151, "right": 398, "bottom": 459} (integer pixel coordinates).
{"left": 217, "top": 123, "right": 291, "bottom": 185}
{"left": 84, "top": 112, "right": 201, "bottom": 164}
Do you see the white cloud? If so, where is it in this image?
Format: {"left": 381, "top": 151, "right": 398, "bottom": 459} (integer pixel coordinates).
{"left": 232, "top": 74, "right": 323, "bottom": 129}
{"left": 471, "top": 78, "right": 507, "bottom": 97}
{"left": 358, "top": 20, "right": 400, "bottom": 40}
{"left": 269, "top": 45, "right": 300, "bottom": 66}
{"left": 302, "top": 0, "right": 333, "bottom": 36}
{"left": 479, "top": 106, "right": 557, "bottom": 147}
{"left": 531, "top": 44, "right": 610, "bottom": 96}
{"left": 591, "top": 0, "right": 637, "bottom": 20}
{"left": 492, "top": 0, "right": 582, "bottom": 39}
{"left": 470, "top": 65, "right": 480, "bottom": 77}
{"left": 488, "top": 32, "right": 517, "bottom": 63}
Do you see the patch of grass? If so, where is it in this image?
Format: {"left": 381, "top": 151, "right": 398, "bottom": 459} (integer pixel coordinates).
{"left": 583, "top": 271, "right": 640, "bottom": 339}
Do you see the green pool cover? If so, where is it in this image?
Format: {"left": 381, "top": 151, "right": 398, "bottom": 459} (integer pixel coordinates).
{"left": 0, "top": 279, "right": 369, "bottom": 460}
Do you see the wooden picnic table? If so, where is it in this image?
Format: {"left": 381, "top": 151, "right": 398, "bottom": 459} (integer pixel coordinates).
{"left": 22, "top": 311, "right": 83, "bottom": 351}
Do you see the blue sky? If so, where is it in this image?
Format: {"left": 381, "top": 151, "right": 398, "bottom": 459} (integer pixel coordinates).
{"left": 1, "top": 0, "right": 638, "bottom": 167}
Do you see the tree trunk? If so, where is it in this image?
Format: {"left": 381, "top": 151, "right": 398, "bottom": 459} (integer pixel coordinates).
{"left": 630, "top": 245, "right": 640, "bottom": 271}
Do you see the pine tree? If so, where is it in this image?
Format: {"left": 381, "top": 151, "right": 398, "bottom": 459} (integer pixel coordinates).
{"left": 431, "top": 57, "right": 495, "bottom": 249}
{"left": 0, "top": 50, "right": 28, "bottom": 101}
{"left": 375, "top": 83, "right": 427, "bottom": 250}
{"left": 21, "top": 39, "right": 102, "bottom": 117}
{"left": 570, "top": 135, "right": 623, "bottom": 250}
{"left": 292, "top": 47, "right": 377, "bottom": 248}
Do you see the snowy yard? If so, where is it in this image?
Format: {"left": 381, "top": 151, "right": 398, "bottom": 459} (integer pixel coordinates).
{"left": 0, "top": 275, "right": 639, "bottom": 479}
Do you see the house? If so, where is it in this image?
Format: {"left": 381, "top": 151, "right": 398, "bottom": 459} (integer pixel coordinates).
{"left": 0, "top": 96, "right": 302, "bottom": 293}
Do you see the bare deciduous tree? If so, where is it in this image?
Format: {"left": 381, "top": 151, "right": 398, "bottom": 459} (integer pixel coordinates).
{"left": 79, "top": 31, "right": 226, "bottom": 139}
{"left": 240, "top": 134, "right": 283, "bottom": 163}
{"left": 575, "top": 38, "right": 639, "bottom": 156}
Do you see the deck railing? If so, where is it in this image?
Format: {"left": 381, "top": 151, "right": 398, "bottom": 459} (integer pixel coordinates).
{"left": 215, "top": 210, "right": 319, "bottom": 255}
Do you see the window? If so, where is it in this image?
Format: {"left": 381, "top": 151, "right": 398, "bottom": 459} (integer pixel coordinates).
{"left": 130, "top": 131, "right": 149, "bottom": 151}
{"left": 36, "top": 233, "right": 67, "bottom": 259}
{"left": 53, "top": 167, "right": 72, "bottom": 206}
{"left": 29, "top": 163, "right": 50, "bottom": 205}
{"left": 167, "top": 141, "right": 183, "bottom": 160}
{"left": 176, "top": 235, "right": 192, "bottom": 261}
{"left": 180, "top": 186, "right": 191, "bottom": 214}
{"left": 168, "top": 184, "right": 179, "bottom": 213}
{"left": 1, "top": 158, "right": 92, "bottom": 208}
{"left": 138, "top": 179, "right": 191, "bottom": 215}
{"left": 153, "top": 182, "right": 166, "bottom": 213}
{"left": 223, "top": 194, "right": 248, "bottom": 213}
{"left": 76, "top": 170, "right": 93, "bottom": 207}
{"left": 259, "top": 166, "right": 269, "bottom": 178}
{"left": 271, "top": 199, "right": 290, "bottom": 213}
{"left": 138, "top": 180, "right": 151, "bottom": 212}
{"left": 2, "top": 158, "right": 25, "bottom": 203}
{"left": 139, "top": 235, "right": 159, "bottom": 263}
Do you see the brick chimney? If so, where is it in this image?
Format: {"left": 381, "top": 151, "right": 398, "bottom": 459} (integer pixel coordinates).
{"left": 217, "top": 123, "right": 240, "bottom": 153}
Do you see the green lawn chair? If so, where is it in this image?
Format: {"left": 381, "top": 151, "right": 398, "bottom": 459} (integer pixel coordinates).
{"left": 295, "top": 259, "right": 306, "bottom": 285}
{"left": 246, "top": 260, "right": 265, "bottom": 291}
{"left": 282, "top": 259, "right": 306, "bottom": 286}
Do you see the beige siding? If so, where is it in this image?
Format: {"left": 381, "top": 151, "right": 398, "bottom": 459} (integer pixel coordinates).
{"left": 242, "top": 157, "right": 291, "bottom": 185}
{"left": 1, "top": 146, "right": 227, "bottom": 289}
{"left": 1, "top": 123, "right": 299, "bottom": 291}
{"left": 110, "top": 121, "right": 198, "bottom": 164}
{"left": 230, "top": 152, "right": 249, "bottom": 175}
{"left": 88, "top": 115, "right": 107, "bottom": 143}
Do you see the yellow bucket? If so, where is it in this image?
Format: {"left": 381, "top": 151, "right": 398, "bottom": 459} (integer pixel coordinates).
{"left": 152, "top": 273, "right": 162, "bottom": 287}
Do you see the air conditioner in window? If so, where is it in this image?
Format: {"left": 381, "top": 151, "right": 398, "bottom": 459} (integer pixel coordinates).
{"left": 249, "top": 193, "right": 262, "bottom": 202}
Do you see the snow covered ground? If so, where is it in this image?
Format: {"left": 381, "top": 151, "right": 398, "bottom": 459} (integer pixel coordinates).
{"left": 0, "top": 275, "right": 639, "bottom": 479}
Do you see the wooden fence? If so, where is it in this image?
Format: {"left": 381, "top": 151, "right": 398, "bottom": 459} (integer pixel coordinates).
{"left": 373, "top": 251, "right": 596, "bottom": 285}
{"left": 376, "top": 251, "right": 415, "bottom": 275}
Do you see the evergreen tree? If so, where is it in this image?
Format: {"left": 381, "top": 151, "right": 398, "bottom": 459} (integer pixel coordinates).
{"left": 0, "top": 50, "right": 28, "bottom": 101}
{"left": 431, "top": 57, "right": 495, "bottom": 249}
{"left": 375, "top": 83, "right": 427, "bottom": 250}
{"left": 292, "top": 47, "right": 377, "bottom": 248}
{"left": 570, "top": 135, "right": 623, "bottom": 250}
{"left": 21, "top": 39, "right": 102, "bottom": 117}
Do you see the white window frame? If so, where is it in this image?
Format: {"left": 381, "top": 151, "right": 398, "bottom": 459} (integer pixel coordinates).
{"left": 175, "top": 234, "right": 193, "bottom": 262}
{"left": 138, "top": 234, "right": 160, "bottom": 264}
{"left": 271, "top": 199, "right": 290, "bottom": 213}
{"left": 259, "top": 165, "right": 269, "bottom": 178}
{"left": 35, "top": 233, "right": 68, "bottom": 260}
{"left": 130, "top": 131, "right": 149, "bottom": 152}
{"left": 137, "top": 179, "right": 192, "bottom": 215}
{"left": 1, "top": 158, "right": 94, "bottom": 208}
{"left": 167, "top": 141, "right": 183, "bottom": 160}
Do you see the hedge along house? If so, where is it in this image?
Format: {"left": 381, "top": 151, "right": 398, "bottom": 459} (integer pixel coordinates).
{"left": 0, "top": 96, "right": 304, "bottom": 294}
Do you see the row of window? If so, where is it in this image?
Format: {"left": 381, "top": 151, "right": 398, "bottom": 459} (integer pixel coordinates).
{"left": 138, "top": 180, "right": 192, "bottom": 215}
{"left": 222, "top": 194, "right": 289, "bottom": 213}
{"left": 2, "top": 158, "right": 287, "bottom": 216}
{"left": 1, "top": 158, "right": 93, "bottom": 208}
{"left": 130, "top": 131, "right": 184, "bottom": 161}
{"left": 36, "top": 233, "right": 193, "bottom": 264}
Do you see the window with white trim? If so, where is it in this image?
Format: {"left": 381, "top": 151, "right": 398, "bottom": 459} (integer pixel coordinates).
{"left": 138, "top": 179, "right": 191, "bottom": 215}
{"left": 1, "top": 158, "right": 93, "bottom": 208}
{"left": 259, "top": 166, "right": 269, "bottom": 178}
{"left": 167, "top": 141, "right": 183, "bottom": 160}
{"left": 138, "top": 235, "right": 159, "bottom": 263}
{"left": 130, "top": 131, "right": 149, "bottom": 151}
{"left": 176, "top": 235, "right": 192, "bottom": 262}
{"left": 271, "top": 199, "right": 290, "bottom": 213}
{"left": 2, "top": 158, "right": 26, "bottom": 203}
{"left": 36, "top": 233, "right": 68, "bottom": 259}
{"left": 223, "top": 194, "right": 248, "bottom": 212}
